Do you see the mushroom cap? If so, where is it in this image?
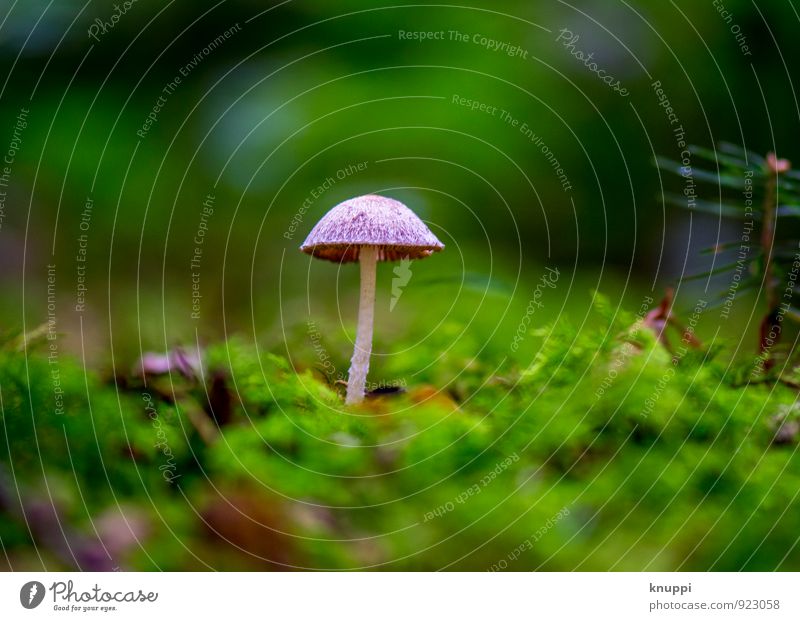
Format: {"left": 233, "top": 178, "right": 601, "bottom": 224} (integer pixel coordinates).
{"left": 300, "top": 194, "right": 445, "bottom": 263}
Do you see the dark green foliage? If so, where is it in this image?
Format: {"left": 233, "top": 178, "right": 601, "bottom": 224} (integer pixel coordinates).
{"left": 657, "top": 144, "right": 800, "bottom": 359}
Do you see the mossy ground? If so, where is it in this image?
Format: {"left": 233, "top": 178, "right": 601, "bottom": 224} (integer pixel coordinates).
{"left": 1, "top": 293, "right": 799, "bottom": 571}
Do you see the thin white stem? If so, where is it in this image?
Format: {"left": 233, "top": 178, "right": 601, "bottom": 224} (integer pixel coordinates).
{"left": 346, "top": 246, "right": 378, "bottom": 405}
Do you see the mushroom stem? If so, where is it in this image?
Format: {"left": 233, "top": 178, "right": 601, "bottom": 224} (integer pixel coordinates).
{"left": 346, "top": 245, "right": 378, "bottom": 405}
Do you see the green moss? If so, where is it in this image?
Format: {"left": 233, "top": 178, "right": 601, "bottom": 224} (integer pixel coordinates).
{"left": 2, "top": 298, "right": 800, "bottom": 570}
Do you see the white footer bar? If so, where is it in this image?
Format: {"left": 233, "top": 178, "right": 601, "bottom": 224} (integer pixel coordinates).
{"left": 1, "top": 572, "right": 797, "bottom": 619}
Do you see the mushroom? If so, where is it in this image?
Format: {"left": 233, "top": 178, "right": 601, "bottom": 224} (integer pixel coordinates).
{"left": 301, "top": 194, "right": 444, "bottom": 404}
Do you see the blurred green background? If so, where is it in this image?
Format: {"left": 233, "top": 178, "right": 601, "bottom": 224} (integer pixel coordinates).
{"left": 1, "top": 0, "right": 798, "bottom": 361}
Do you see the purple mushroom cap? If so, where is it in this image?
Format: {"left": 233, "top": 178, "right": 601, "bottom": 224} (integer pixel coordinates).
{"left": 300, "top": 194, "right": 444, "bottom": 263}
